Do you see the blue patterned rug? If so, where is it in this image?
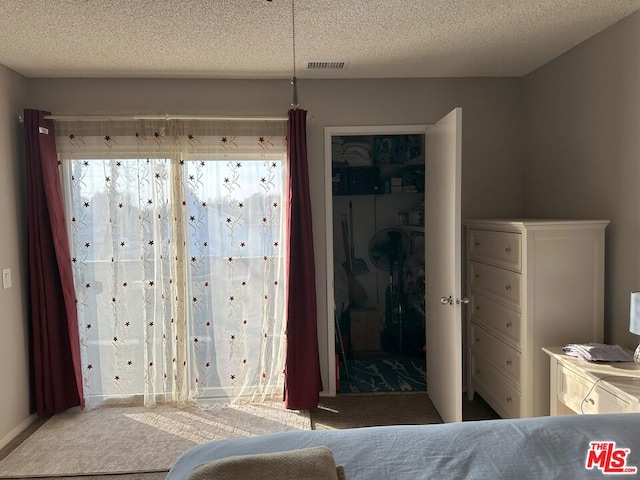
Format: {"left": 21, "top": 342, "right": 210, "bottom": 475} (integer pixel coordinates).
{"left": 338, "top": 356, "right": 426, "bottom": 393}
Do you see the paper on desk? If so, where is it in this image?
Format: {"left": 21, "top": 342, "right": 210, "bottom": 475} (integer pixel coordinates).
{"left": 562, "top": 343, "right": 634, "bottom": 362}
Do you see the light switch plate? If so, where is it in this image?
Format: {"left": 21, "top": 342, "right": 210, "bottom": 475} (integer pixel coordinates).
{"left": 2, "top": 268, "right": 11, "bottom": 289}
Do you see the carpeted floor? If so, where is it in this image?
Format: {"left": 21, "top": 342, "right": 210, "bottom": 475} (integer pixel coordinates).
{"left": 311, "top": 391, "right": 499, "bottom": 430}
{"left": 0, "top": 393, "right": 498, "bottom": 479}
{"left": 0, "top": 402, "right": 310, "bottom": 479}
{"left": 312, "top": 391, "right": 438, "bottom": 430}
{"left": 16, "top": 474, "right": 167, "bottom": 480}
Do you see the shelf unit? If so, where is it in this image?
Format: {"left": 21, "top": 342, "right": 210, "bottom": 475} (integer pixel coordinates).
{"left": 327, "top": 126, "right": 427, "bottom": 360}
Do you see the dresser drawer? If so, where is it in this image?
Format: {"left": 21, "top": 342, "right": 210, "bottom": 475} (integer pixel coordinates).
{"left": 469, "top": 292, "right": 521, "bottom": 346}
{"left": 469, "top": 261, "right": 521, "bottom": 310}
{"left": 471, "top": 354, "right": 521, "bottom": 418}
{"left": 557, "top": 362, "right": 630, "bottom": 414}
{"left": 468, "top": 229, "right": 521, "bottom": 271}
{"left": 470, "top": 323, "right": 521, "bottom": 386}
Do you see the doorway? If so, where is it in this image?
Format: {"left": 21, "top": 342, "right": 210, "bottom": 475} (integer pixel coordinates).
{"left": 326, "top": 126, "right": 427, "bottom": 394}
{"left": 324, "top": 110, "right": 464, "bottom": 423}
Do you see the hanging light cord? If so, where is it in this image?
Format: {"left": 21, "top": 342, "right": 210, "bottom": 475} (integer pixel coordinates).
{"left": 292, "top": 0, "right": 297, "bottom": 80}
{"left": 291, "top": 0, "right": 299, "bottom": 107}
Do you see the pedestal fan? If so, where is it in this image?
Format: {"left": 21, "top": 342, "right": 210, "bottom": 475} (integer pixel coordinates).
{"left": 368, "top": 228, "right": 412, "bottom": 353}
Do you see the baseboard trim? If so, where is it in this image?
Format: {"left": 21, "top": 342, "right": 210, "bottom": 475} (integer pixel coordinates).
{"left": 0, "top": 413, "right": 38, "bottom": 452}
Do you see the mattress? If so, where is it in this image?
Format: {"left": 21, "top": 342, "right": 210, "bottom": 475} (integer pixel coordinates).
{"left": 166, "top": 413, "right": 640, "bottom": 479}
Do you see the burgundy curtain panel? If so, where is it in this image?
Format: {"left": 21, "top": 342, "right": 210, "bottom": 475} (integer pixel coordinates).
{"left": 284, "top": 108, "right": 322, "bottom": 410}
{"left": 24, "top": 109, "right": 84, "bottom": 416}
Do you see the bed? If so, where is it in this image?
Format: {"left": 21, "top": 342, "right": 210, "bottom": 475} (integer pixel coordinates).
{"left": 166, "top": 413, "right": 640, "bottom": 479}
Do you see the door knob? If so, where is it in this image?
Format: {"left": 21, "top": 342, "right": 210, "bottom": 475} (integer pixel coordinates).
{"left": 440, "top": 296, "right": 453, "bottom": 305}
{"left": 457, "top": 297, "right": 469, "bottom": 305}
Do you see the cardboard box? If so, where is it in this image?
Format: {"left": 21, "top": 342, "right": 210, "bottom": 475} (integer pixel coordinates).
{"left": 332, "top": 165, "right": 349, "bottom": 195}
{"left": 350, "top": 308, "right": 380, "bottom": 352}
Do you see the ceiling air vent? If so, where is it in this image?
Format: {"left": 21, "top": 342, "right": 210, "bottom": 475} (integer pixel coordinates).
{"left": 306, "top": 61, "right": 347, "bottom": 70}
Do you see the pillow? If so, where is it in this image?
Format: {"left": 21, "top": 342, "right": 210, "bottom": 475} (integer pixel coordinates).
{"left": 187, "top": 445, "right": 346, "bottom": 480}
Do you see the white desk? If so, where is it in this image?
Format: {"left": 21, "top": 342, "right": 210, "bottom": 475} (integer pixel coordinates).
{"left": 543, "top": 346, "right": 640, "bottom": 415}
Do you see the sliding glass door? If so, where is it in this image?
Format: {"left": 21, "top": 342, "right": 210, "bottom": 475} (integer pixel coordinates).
{"left": 57, "top": 122, "right": 287, "bottom": 407}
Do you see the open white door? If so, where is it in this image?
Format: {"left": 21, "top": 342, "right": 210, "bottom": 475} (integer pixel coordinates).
{"left": 425, "top": 108, "right": 463, "bottom": 423}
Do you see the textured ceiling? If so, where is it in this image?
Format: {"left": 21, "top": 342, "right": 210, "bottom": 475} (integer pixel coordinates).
{"left": 1, "top": 0, "right": 639, "bottom": 79}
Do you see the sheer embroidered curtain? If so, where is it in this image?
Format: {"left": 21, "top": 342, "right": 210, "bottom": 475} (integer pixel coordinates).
{"left": 55, "top": 119, "right": 287, "bottom": 408}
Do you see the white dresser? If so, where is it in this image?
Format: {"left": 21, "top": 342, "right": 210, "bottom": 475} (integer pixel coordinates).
{"left": 465, "top": 219, "right": 609, "bottom": 418}
{"left": 543, "top": 346, "right": 640, "bottom": 415}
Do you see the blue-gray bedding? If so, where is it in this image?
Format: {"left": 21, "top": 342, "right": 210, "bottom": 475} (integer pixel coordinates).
{"left": 166, "top": 413, "right": 640, "bottom": 479}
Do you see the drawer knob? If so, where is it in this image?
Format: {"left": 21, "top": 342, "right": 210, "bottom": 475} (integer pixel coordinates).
{"left": 475, "top": 338, "right": 480, "bottom": 343}
{"left": 474, "top": 274, "right": 480, "bottom": 279}
{"left": 474, "top": 242, "right": 481, "bottom": 247}
{"left": 475, "top": 306, "right": 481, "bottom": 311}
{"left": 506, "top": 396, "right": 512, "bottom": 403}
{"left": 505, "top": 247, "right": 511, "bottom": 254}
{"left": 505, "top": 284, "right": 512, "bottom": 291}
{"left": 506, "top": 321, "right": 512, "bottom": 328}
{"left": 506, "top": 360, "right": 512, "bottom": 366}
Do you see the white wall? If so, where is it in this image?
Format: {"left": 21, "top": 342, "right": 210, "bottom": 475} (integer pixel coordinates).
{"left": 28, "top": 76, "right": 524, "bottom": 395}
{"left": 0, "top": 64, "right": 31, "bottom": 447}
{"left": 524, "top": 10, "right": 640, "bottom": 348}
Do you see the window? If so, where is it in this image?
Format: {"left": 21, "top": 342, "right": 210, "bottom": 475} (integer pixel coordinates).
{"left": 56, "top": 120, "right": 287, "bottom": 407}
